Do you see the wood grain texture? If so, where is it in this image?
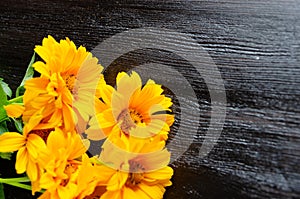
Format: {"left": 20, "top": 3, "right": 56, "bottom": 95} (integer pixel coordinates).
{"left": 0, "top": 0, "right": 299, "bottom": 198}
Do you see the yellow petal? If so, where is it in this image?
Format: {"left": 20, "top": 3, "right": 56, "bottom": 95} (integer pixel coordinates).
{"left": 62, "top": 48, "right": 77, "bottom": 70}
{"left": 24, "top": 77, "right": 49, "bottom": 92}
{"left": 116, "top": 71, "right": 141, "bottom": 103}
{"left": 100, "top": 190, "right": 121, "bottom": 199}
{"left": 151, "top": 114, "right": 174, "bottom": 127}
{"left": 34, "top": 46, "right": 50, "bottom": 63}
{"left": 46, "top": 128, "right": 66, "bottom": 151}
{"left": 31, "top": 180, "right": 42, "bottom": 195}
{"left": 0, "top": 132, "right": 25, "bottom": 152}
{"left": 136, "top": 149, "right": 171, "bottom": 172}
{"left": 62, "top": 104, "right": 75, "bottom": 131}
{"left": 4, "top": 104, "right": 25, "bottom": 118}
{"left": 76, "top": 57, "right": 103, "bottom": 83}
{"left": 26, "top": 134, "right": 46, "bottom": 159}
{"left": 26, "top": 157, "right": 38, "bottom": 181}
{"left": 31, "top": 61, "right": 50, "bottom": 78}
{"left": 39, "top": 173, "right": 56, "bottom": 189}
{"left": 85, "top": 128, "right": 107, "bottom": 141}
{"left": 68, "top": 134, "right": 87, "bottom": 160}
{"left": 93, "top": 165, "right": 116, "bottom": 185}
{"left": 57, "top": 182, "right": 77, "bottom": 199}
{"left": 47, "top": 109, "right": 62, "bottom": 127}
{"left": 81, "top": 139, "right": 90, "bottom": 150}
{"left": 123, "top": 186, "right": 140, "bottom": 199}
{"left": 107, "top": 172, "right": 128, "bottom": 191}
{"left": 37, "top": 191, "right": 51, "bottom": 199}
{"left": 97, "top": 110, "right": 117, "bottom": 128}
{"left": 144, "top": 166, "right": 173, "bottom": 181}
{"left": 15, "top": 146, "right": 28, "bottom": 174}
{"left": 24, "top": 111, "right": 44, "bottom": 134}
{"left": 130, "top": 184, "right": 152, "bottom": 198}
{"left": 146, "top": 120, "right": 169, "bottom": 135}
{"left": 137, "top": 182, "right": 165, "bottom": 199}
{"left": 99, "top": 84, "right": 114, "bottom": 106}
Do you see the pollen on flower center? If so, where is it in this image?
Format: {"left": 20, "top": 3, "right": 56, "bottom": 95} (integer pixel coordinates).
{"left": 129, "top": 109, "right": 144, "bottom": 124}
{"left": 125, "top": 160, "right": 145, "bottom": 187}
{"left": 117, "top": 109, "right": 144, "bottom": 134}
{"left": 29, "top": 128, "right": 54, "bottom": 142}
{"left": 63, "top": 74, "right": 76, "bottom": 93}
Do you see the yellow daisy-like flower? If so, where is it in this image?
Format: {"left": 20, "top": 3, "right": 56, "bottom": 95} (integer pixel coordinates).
{"left": 38, "top": 128, "right": 110, "bottom": 199}
{"left": 24, "top": 35, "right": 103, "bottom": 132}
{"left": 101, "top": 166, "right": 173, "bottom": 199}
{"left": 38, "top": 128, "right": 87, "bottom": 199}
{"left": 98, "top": 135, "right": 173, "bottom": 199}
{"left": 0, "top": 124, "right": 48, "bottom": 193}
{"left": 86, "top": 71, "right": 174, "bottom": 142}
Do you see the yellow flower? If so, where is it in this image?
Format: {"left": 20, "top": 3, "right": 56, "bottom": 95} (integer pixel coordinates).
{"left": 98, "top": 135, "right": 173, "bottom": 199}
{"left": 38, "top": 128, "right": 86, "bottom": 199}
{"left": 101, "top": 166, "right": 173, "bottom": 199}
{"left": 86, "top": 71, "right": 174, "bottom": 142}
{"left": 38, "top": 128, "right": 113, "bottom": 199}
{"left": 24, "top": 35, "right": 103, "bottom": 132}
{"left": 0, "top": 124, "right": 48, "bottom": 193}
{"left": 34, "top": 35, "right": 89, "bottom": 76}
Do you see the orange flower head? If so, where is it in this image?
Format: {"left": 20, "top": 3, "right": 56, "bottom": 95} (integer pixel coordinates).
{"left": 23, "top": 36, "right": 103, "bottom": 132}
{"left": 97, "top": 135, "right": 173, "bottom": 199}
{"left": 86, "top": 71, "right": 174, "bottom": 143}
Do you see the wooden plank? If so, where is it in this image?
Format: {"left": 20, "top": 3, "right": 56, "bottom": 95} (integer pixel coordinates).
{"left": 0, "top": 0, "right": 299, "bottom": 198}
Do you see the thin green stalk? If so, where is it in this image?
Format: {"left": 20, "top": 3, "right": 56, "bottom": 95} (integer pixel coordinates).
{"left": 8, "top": 95, "right": 23, "bottom": 103}
{"left": 0, "top": 177, "right": 30, "bottom": 183}
{"left": 3, "top": 181, "right": 32, "bottom": 191}
{"left": 0, "top": 177, "right": 44, "bottom": 193}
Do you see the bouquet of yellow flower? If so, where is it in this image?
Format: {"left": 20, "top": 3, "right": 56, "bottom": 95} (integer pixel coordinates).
{"left": 0, "top": 36, "right": 174, "bottom": 199}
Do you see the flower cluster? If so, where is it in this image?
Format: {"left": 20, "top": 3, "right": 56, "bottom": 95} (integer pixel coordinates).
{"left": 0, "top": 36, "right": 174, "bottom": 199}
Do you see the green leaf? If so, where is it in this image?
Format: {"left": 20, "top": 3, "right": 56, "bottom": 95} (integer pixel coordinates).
{"left": 0, "top": 109, "right": 8, "bottom": 124}
{"left": 12, "top": 118, "right": 23, "bottom": 133}
{"left": 0, "top": 80, "right": 8, "bottom": 106}
{"left": 0, "top": 84, "right": 8, "bottom": 125}
{"left": 0, "top": 121, "right": 8, "bottom": 135}
{"left": 0, "top": 183, "right": 5, "bottom": 199}
{"left": 0, "top": 152, "right": 12, "bottom": 160}
{"left": 16, "top": 53, "right": 35, "bottom": 97}
{"left": 0, "top": 80, "right": 12, "bottom": 98}
{"left": 0, "top": 108, "right": 8, "bottom": 124}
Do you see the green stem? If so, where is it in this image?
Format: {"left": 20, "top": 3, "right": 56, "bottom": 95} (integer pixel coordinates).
{"left": 8, "top": 95, "right": 23, "bottom": 103}
{"left": 3, "top": 181, "right": 32, "bottom": 191}
{"left": 0, "top": 176, "right": 30, "bottom": 183}
{"left": 0, "top": 177, "right": 44, "bottom": 193}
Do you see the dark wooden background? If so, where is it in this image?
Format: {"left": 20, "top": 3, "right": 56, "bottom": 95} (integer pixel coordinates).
{"left": 0, "top": 0, "right": 299, "bottom": 198}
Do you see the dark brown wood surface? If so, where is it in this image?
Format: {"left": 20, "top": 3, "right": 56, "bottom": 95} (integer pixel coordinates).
{"left": 0, "top": 0, "right": 299, "bottom": 198}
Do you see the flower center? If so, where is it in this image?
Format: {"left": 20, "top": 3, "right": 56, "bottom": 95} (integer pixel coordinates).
{"left": 60, "top": 162, "right": 78, "bottom": 186}
{"left": 125, "top": 160, "right": 145, "bottom": 187}
{"left": 129, "top": 109, "right": 144, "bottom": 124}
{"left": 117, "top": 109, "right": 144, "bottom": 134}
{"left": 29, "top": 128, "right": 54, "bottom": 142}
{"left": 63, "top": 74, "right": 76, "bottom": 93}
